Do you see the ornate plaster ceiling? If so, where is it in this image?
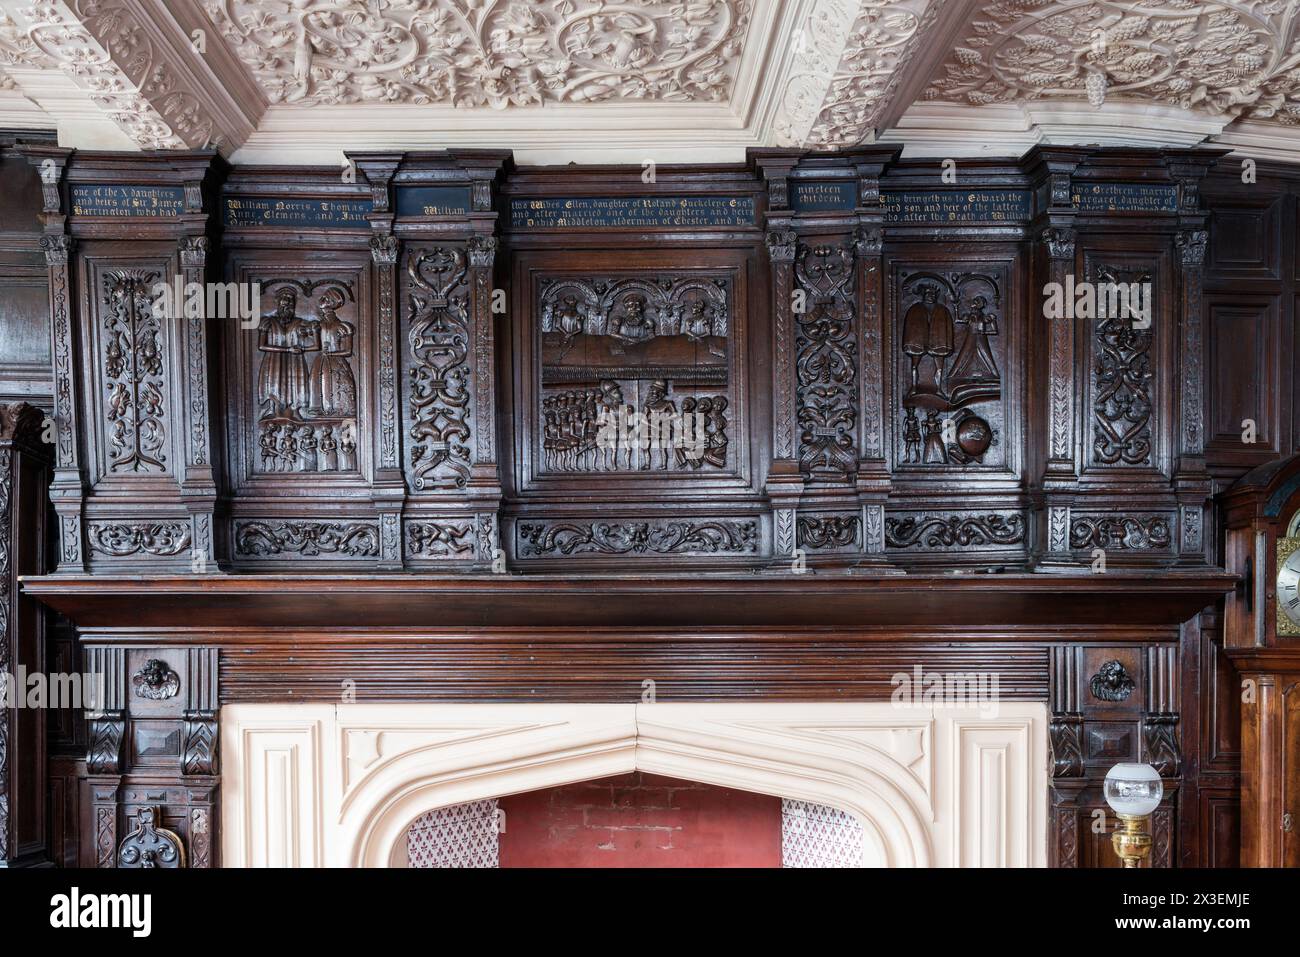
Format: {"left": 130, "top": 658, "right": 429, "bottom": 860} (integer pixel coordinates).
{"left": 2, "top": 0, "right": 1300, "bottom": 162}
{"left": 202, "top": 0, "right": 756, "bottom": 108}
{"left": 923, "top": 1, "right": 1300, "bottom": 124}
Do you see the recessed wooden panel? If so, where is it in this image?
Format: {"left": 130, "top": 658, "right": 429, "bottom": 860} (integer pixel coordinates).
{"left": 1206, "top": 296, "right": 1280, "bottom": 461}
{"left": 1199, "top": 790, "right": 1241, "bottom": 868}
{"left": 1208, "top": 195, "right": 1281, "bottom": 280}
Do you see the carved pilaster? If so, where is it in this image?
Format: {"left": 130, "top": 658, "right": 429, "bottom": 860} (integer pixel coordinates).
{"left": 370, "top": 231, "right": 406, "bottom": 570}
{"left": 177, "top": 235, "right": 220, "bottom": 571}
{"left": 1049, "top": 645, "right": 1084, "bottom": 777}
{"left": 766, "top": 229, "right": 798, "bottom": 463}
{"left": 41, "top": 232, "right": 86, "bottom": 572}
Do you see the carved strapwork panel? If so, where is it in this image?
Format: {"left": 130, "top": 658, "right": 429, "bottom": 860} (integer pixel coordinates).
{"left": 794, "top": 242, "right": 857, "bottom": 480}
{"left": 517, "top": 519, "right": 759, "bottom": 558}
{"left": 890, "top": 263, "right": 1014, "bottom": 474}
{"left": 1081, "top": 252, "right": 1169, "bottom": 478}
{"left": 401, "top": 244, "right": 473, "bottom": 492}
{"left": 536, "top": 274, "right": 733, "bottom": 475}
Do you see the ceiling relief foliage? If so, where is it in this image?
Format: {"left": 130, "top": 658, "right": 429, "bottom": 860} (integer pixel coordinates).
{"left": 201, "top": 0, "right": 755, "bottom": 108}
{"left": 0, "top": 2, "right": 211, "bottom": 148}
{"left": 777, "top": 0, "right": 939, "bottom": 148}
{"left": 924, "top": 0, "right": 1300, "bottom": 126}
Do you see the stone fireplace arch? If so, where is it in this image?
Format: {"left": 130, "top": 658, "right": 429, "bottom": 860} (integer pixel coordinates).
{"left": 222, "top": 703, "right": 1047, "bottom": 867}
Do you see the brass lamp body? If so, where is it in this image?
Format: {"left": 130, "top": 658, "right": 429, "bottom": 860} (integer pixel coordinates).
{"left": 1111, "top": 813, "right": 1153, "bottom": 868}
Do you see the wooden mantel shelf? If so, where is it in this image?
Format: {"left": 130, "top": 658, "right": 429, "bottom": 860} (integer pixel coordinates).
{"left": 22, "top": 570, "right": 1238, "bottom": 633}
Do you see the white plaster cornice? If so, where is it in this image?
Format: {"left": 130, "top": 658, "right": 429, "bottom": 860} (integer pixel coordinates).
{"left": 0, "top": 0, "right": 259, "bottom": 152}
{"left": 880, "top": 100, "right": 1232, "bottom": 157}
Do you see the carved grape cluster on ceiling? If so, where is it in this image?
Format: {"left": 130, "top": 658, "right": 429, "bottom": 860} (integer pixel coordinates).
{"left": 201, "top": 0, "right": 755, "bottom": 108}
{"left": 924, "top": 0, "right": 1300, "bottom": 125}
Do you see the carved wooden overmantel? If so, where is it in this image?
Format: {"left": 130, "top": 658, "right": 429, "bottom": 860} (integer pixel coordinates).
{"left": 0, "top": 403, "right": 51, "bottom": 865}
{"left": 15, "top": 148, "right": 228, "bottom": 575}
{"left": 12, "top": 143, "right": 1246, "bottom": 868}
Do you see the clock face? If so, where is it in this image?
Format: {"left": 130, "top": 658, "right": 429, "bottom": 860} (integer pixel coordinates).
{"left": 1278, "top": 544, "right": 1300, "bottom": 634}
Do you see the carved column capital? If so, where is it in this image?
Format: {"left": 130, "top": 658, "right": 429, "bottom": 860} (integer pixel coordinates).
{"left": 468, "top": 235, "right": 498, "bottom": 268}
{"left": 40, "top": 233, "right": 72, "bottom": 266}
{"left": 853, "top": 225, "right": 882, "bottom": 258}
{"left": 179, "top": 235, "right": 209, "bottom": 268}
{"left": 370, "top": 233, "right": 399, "bottom": 265}
{"left": 1040, "top": 226, "right": 1076, "bottom": 261}
{"left": 1176, "top": 228, "right": 1208, "bottom": 267}
{"left": 765, "top": 229, "right": 797, "bottom": 263}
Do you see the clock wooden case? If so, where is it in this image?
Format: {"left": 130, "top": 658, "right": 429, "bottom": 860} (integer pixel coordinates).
{"left": 1222, "top": 452, "right": 1300, "bottom": 865}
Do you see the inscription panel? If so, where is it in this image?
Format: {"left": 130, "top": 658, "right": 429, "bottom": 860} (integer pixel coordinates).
{"left": 223, "top": 196, "right": 373, "bottom": 229}
{"left": 883, "top": 190, "right": 1030, "bottom": 224}
{"left": 510, "top": 196, "right": 755, "bottom": 230}
{"left": 71, "top": 185, "right": 184, "bottom": 218}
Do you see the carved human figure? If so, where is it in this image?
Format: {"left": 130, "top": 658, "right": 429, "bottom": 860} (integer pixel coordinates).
{"left": 903, "top": 408, "right": 922, "bottom": 464}
{"left": 597, "top": 380, "right": 625, "bottom": 471}
{"left": 339, "top": 425, "right": 356, "bottom": 471}
{"left": 318, "top": 426, "right": 338, "bottom": 471}
{"left": 922, "top": 410, "right": 947, "bottom": 465}
{"left": 257, "top": 288, "right": 319, "bottom": 418}
{"left": 901, "top": 283, "right": 954, "bottom": 396}
{"left": 297, "top": 426, "right": 317, "bottom": 471}
{"left": 611, "top": 295, "right": 656, "bottom": 351}
{"left": 642, "top": 378, "right": 677, "bottom": 470}
{"left": 949, "top": 294, "right": 1001, "bottom": 388}
{"left": 309, "top": 289, "right": 357, "bottom": 417}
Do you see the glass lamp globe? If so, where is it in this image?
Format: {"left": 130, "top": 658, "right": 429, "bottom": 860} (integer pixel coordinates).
{"left": 1104, "top": 763, "right": 1163, "bottom": 816}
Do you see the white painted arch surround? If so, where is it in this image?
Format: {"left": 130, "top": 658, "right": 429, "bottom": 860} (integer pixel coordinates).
{"left": 221, "top": 702, "right": 1048, "bottom": 868}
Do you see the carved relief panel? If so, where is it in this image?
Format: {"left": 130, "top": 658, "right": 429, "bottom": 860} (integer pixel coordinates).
{"left": 1080, "top": 249, "right": 1171, "bottom": 480}
{"left": 511, "top": 249, "right": 753, "bottom": 497}
{"left": 81, "top": 256, "right": 179, "bottom": 486}
{"left": 537, "top": 273, "right": 732, "bottom": 476}
{"left": 224, "top": 253, "right": 373, "bottom": 492}
{"left": 399, "top": 244, "right": 474, "bottom": 492}
{"left": 888, "top": 261, "right": 1017, "bottom": 475}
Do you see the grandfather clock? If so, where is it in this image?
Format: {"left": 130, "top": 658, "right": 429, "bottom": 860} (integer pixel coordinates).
{"left": 1223, "top": 453, "right": 1300, "bottom": 866}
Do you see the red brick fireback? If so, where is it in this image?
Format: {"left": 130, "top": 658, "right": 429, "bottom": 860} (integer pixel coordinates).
{"left": 497, "top": 772, "right": 781, "bottom": 868}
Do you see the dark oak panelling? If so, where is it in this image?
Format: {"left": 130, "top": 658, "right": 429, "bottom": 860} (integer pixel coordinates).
{"left": 16, "top": 144, "right": 1292, "bottom": 871}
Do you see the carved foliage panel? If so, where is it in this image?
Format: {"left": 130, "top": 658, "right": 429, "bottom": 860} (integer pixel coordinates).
{"left": 1081, "top": 250, "right": 1169, "bottom": 478}
{"left": 225, "top": 254, "right": 373, "bottom": 491}
{"left": 83, "top": 257, "right": 178, "bottom": 485}
{"left": 794, "top": 242, "right": 857, "bottom": 480}
{"left": 889, "top": 260, "right": 1015, "bottom": 475}
{"left": 400, "top": 244, "right": 474, "bottom": 493}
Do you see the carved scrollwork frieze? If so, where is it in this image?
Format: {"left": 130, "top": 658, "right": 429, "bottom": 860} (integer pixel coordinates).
{"left": 1070, "top": 515, "right": 1173, "bottom": 551}
{"left": 518, "top": 520, "right": 758, "bottom": 557}
{"left": 234, "top": 520, "right": 380, "bottom": 558}
{"left": 796, "top": 514, "right": 860, "bottom": 551}
{"left": 884, "top": 512, "right": 1025, "bottom": 550}
{"left": 88, "top": 521, "right": 192, "bottom": 558}
{"left": 405, "top": 519, "right": 476, "bottom": 559}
